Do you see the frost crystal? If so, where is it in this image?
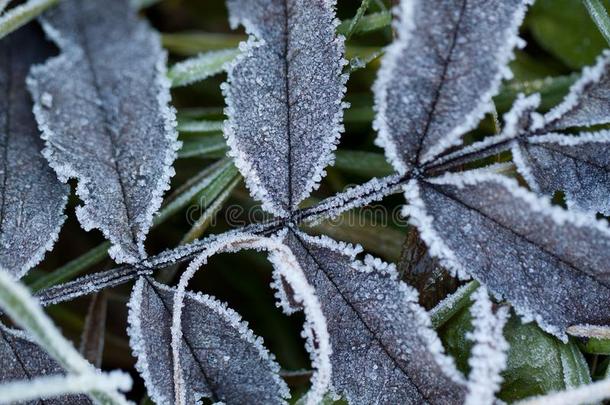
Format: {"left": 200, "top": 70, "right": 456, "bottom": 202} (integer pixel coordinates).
{"left": 373, "top": 0, "right": 531, "bottom": 172}
{"left": 282, "top": 229, "right": 467, "bottom": 404}
{"left": 223, "top": 0, "right": 348, "bottom": 216}
{"left": 127, "top": 277, "right": 289, "bottom": 405}
{"left": 405, "top": 171, "right": 610, "bottom": 339}
{"left": 0, "top": 24, "right": 68, "bottom": 278}
{"left": 27, "top": 0, "right": 179, "bottom": 263}
{"left": 0, "top": 325, "right": 92, "bottom": 404}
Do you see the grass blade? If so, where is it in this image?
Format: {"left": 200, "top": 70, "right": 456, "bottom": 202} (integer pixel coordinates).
{"left": 177, "top": 119, "right": 224, "bottom": 133}
{"left": 168, "top": 48, "right": 239, "bottom": 87}
{"left": 338, "top": 11, "right": 391, "bottom": 38}
{"left": 0, "top": 0, "right": 58, "bottom": 40}
{"left": 583, "top": 0, "right": 610, "bottom": 46}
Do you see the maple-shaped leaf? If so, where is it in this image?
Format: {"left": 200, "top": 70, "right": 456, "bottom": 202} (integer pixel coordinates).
{"left": 27, "top": 0, "right": 179, "bottom": 264}
{"left": 127, "top": 277, "right": 289, "bottom": 405}
{"left": 0, "top": 23, "right": 68, "bottom": 278}
{"left": 223, "top": 0, "right": 347, "bottom": 216}
{"left": 0, "top": 325, "right": 92, "bottom": 404}
{"left": 405, "top": 169, "right": 610, "bottom": 339}
{"left": 281, "top": 229, "right": 467, "bottom": 404}
{"left": 373, "top": 0, "right": 531, "bottom": 173}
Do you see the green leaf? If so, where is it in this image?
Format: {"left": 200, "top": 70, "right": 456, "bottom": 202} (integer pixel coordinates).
{"left": 0, "top": 0, "right": 58, "bottom": 40}
{"left": 584, "top": 0, "right": 610, "bottom": 45}
{"left": 528, "top": 0, "right": 610, "bottom": 69}
{"left": 439, "top": 306, "right": 591, "bottom": 402}
{"left": 168, "top": 48, "right": 240, "bottom": 87}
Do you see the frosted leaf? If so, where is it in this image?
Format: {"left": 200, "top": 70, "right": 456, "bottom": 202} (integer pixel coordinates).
{"left": 514, "top": 131, "right": 610, "bottom": 215}
{"left": 223, "top": 0, "right": 348, "bottom": 216}
{"left": 464, "top": 288, "right": 509, "bottom": 405}
{"left": 373, "top": 0, "right": 531, "bottom": 172}
{"left": 540, "top": 50, "right": 610, "bottom": 131}
{"left": 431, "top": 93, "right": 541, "bottom": 170}
{"left": 404, "top": 171, "right": 610, "bottom": 340}
{"left": 127, "top": 277, "right": 288, "bottom": 405}
{"left": 168, "top": 233, "right": 328, "bottom": 404}
{"left": 27, "top": 0, "right": 179, "bottom": 264}
{"left": 281, "top": 229, "right": 467, "bottom": 404}
{"left": 0, "top": 24, "right": 68, "bottom": 278}
{"left": 0, "top": 325, "right": 92, "bottom": 404}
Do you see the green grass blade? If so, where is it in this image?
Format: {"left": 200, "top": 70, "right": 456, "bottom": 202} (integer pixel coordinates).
{"left": 29, "top": 243, "right": 110, "bottom": 292}
{"left": 334, "top": 150, "right": 393, "bottom": 177}
{"left": 583, "top": 0, "right": 610, "bottom": 46}
{"left": 162, "top": 32, "right": 244, "bottom": 55}
{"left": 181, "top": 175, "right": 240, "bottom": 243}
{"left": 168, "top": 48, "right": 240, "bottom": 87}
{"left": 338, "top": 11, "right": 391, "bottom": 38}
{"left": 429, "top": 281, "right": 480, "bottom": 329}
{"left": 340, "top": 0, "right": 371, "bottom": 39}
{"left": 177, "top": 119, "right": 224, "bottom": 133}
{"left": 178, "top": 135, "right": 228, "bottom": 159}
{"left": 0, "top": 0, "right": 58, "bottom": 40}
{"left": 157, "top": 166, "right": 241, "bottom": 283}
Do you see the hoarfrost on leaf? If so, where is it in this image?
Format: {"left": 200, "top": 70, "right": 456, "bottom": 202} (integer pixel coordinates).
{"left": 0, "top": 325, "right": 92, "bottom": 405}
{"left": 127, "top": 277, "right": 289, "bottom": 405}
{"left": 464, "top": 287, "right": 509, "bottom": 405}
{"left": 169, "top": 232, "right": 330, "bottom": 405}
{"left": 404, "top": 171, "right": 610, "bottom": 339}
{"left": 223, "top": 0, "right": 348, "bottom": 216}
{"left": 281, "top": 229, "right": 467, "bottom": 405}
{"left": 0, "top": 23, "right": 68, "bottom": 278}
{"left": 539, "top": 50, "right": 610, "bottom": 131}
{"left": 27, "top": 0, "right": 179, "bottom": 264}
{"left": 373, "top": 0, "right": 532, "bottom": 173}
{"left": 514, "top": 131, "right": 610, "bottom": 215}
